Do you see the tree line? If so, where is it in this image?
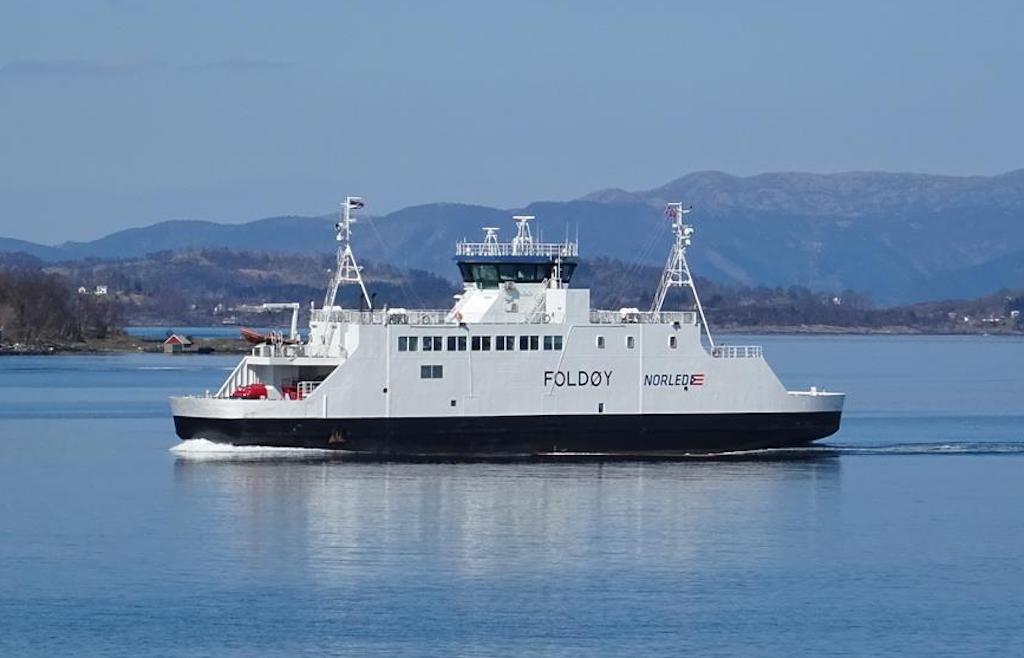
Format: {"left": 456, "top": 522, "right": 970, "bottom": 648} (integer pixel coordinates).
{"left": 0, "top": 268, "right": 120, "bottom": 344}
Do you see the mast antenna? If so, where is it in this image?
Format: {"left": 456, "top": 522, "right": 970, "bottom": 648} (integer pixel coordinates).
{"left": 511, "top": 215, "right": 534, "bottom": 255}
{"left": 324, "top": 196, "right": 373, "bottom": 310}
{"left": 650, "top": 202, "right": 714, "bottom": 348}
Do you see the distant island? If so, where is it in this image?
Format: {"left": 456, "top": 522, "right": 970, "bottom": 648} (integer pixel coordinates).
{"left": 3, "top": 168, "right": 1023, "bottom": 352}
{"left": 1, "top": 249, "right": 1020, "bottom": 354}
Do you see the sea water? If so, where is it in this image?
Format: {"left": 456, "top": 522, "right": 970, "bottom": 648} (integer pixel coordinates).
{"left": 1, "top": 335, "right": 1022, "bottom": 657}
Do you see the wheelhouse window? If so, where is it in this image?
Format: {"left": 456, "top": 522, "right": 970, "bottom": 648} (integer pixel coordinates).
{"left": 399, "top": 336, "right": 419, "bottom": 352}
{"left": 496, "top": 335, "right": 515, "bottom": 351}
{"left": 423, "top": 336, "right": 442, "bottom": 351}
{"left": 471, "top": 336, "right": 491, "bottom": 351}
{"left": 457, "top": 259, "right": 578, "bottom": 286}
{"left": 529, "top": 335, "right": 539, "bottom": 351}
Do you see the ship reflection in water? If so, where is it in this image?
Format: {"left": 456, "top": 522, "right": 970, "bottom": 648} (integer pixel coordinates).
{"left": 172, "top": 452, "right": 840, "bottom": 584}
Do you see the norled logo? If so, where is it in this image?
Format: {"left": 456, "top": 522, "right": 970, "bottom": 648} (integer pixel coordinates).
{"left": 643, "top": 373, "right": 705, "bottom": 387}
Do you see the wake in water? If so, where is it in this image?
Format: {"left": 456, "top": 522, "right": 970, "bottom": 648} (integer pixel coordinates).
{"left": 170, "top": 439, "right": 1024, "bottom": 462}
{"left": 830, "top": 442, "right": 1024, "bottom": 456}
{"left": 170, "top": 438, "right": 338, "bottom": 461}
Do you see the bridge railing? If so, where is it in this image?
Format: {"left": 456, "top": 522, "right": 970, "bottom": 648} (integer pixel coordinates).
{"left": 589, "top": 310, "right": 697, "bottom": 325}
{"left": 710, "top": 345, "right": 763, "bottom": 359}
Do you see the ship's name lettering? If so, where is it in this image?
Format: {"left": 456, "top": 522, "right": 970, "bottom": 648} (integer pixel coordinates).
{"left": 544, "top": 370, "right": 613, "bottom": 387}
{"left": 643, "top": 373, "right": 705, "bottom": 387}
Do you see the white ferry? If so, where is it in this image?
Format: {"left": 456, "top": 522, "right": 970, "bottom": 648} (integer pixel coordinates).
{"left": 170, "top": 197, "right": 844, "bottom": 456}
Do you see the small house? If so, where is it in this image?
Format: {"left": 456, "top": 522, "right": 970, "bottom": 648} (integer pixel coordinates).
{"left": 163, "top": 334, "right": 194, "bottom": 354}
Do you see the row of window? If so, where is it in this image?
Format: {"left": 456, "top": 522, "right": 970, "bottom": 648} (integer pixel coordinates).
{"left": 398, "top": 335, "right": 564, "bottom": 352}
{"left": 400, "top": 334, "right": 680, "bottom": 352}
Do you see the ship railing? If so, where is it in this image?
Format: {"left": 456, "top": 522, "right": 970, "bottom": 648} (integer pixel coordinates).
{"left": 311, "top": 307, "right": 453, "bottom": 326}
{"left": 589, "top": 310, "right": 697, "bottom": 325}
{"left": 455, "top": 241, "right": 578, "bottom": 258}
{"left": 710, "top": 345, "right": 763, "bottom": 359}
{"left": 297, "top": 381, "right": 320, "bottom": 399}
{"left": 250, "top": 342, "right": 308, "bottom": 358}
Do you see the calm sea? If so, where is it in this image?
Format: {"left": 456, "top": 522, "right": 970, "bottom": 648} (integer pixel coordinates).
{"left": 1, "top": 335, "right": 1022, "bottom": 657}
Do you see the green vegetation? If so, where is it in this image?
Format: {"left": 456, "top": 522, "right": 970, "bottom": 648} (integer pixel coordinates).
{"left": 0, "top": 269, "right": 120, "bottom": 344}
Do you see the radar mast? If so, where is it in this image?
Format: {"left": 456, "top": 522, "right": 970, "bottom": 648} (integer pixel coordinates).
{"left": 651, "top": 202, "right": 714, "bottom": 348}
{"left": 324, "top": 196, "right": 373, "bottom": 310}
{"left": 511, "top": 215, "right": 534, "bottom": 255}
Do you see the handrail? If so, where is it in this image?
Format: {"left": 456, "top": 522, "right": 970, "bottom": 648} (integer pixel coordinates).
{"left": 455, "top": 241, "right": 578, "bottom": 258}
{"left": 309, "top": 307, "right": 700, "bottom": 326}
{"left": 588, "top": 310, "right": 697, "bottom": 325}
{"left": 710, "top": 345, "right": 763, "bottom": 359}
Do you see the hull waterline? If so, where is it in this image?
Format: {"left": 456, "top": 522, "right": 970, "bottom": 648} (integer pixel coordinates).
{"left": 173, "top": 410, "right": 842, "bottom": 458}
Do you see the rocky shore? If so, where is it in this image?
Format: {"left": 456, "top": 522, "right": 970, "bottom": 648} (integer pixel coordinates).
{"left": 0, "top": 335, "right": 251, "bottom": 356}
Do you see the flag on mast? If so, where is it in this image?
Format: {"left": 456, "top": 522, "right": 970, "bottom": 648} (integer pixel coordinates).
{"left": 348, "top": 197, "right": 365, "bottom": 210}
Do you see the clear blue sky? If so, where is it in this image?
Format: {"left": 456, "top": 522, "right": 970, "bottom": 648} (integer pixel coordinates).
{"left": 1, "top": 0, "right": 1021, "bottom": 242}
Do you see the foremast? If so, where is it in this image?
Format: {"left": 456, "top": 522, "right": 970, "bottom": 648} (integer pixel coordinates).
{"left": 324, "top": 196, "right": 373, "bottom": 310}
{"left": 651, "top": 202, "right": 715, "bottom": 348}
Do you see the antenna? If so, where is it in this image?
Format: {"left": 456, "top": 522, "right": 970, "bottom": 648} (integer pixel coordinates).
{"left": 324, "top": 196, "right": 373, "bottom": 310}
{"left": 511, "top": 215, "right": 534, "bottom": 255}
{"left": 482, "top": 227, "right": 500, "bottom": 255}
{"left": 651, "top": 202, "right": 714, "bottom": 348}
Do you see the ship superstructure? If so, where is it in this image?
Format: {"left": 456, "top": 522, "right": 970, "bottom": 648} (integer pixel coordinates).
{"left": 170, "top": 197, "right": 843, "bottom": 456}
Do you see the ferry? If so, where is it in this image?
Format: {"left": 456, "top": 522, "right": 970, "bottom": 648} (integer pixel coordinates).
{"left": 170, "top": 197, "right": 844, "bottom": 456}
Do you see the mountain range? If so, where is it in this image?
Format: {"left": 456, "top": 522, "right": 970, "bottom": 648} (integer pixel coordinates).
{"left": 3, "top": 170, "right": 1023, "bottom": 304}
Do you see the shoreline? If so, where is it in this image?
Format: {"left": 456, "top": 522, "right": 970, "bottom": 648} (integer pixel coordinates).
{"left": 0, "top": 336, "right": 251, "bottom": 356}
{"left": 2, "top": 325, "right": 1021, "bottom": 356}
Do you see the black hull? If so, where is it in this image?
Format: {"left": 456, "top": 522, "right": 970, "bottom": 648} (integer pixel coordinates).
{"left": 173, "top": 411, "right": 841, "bottom": 458}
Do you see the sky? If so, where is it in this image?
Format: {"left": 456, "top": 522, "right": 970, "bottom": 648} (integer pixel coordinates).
{"left": 1, "top": 0, "right": 1022, "bottom": 243}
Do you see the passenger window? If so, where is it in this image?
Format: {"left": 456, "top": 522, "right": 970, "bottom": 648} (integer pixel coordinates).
{"left": 399, "top": 337, "right": 408, "bottom": 352}
{"left": 482, "top": 336, "right": 491, "bottom": 351}
{"left": 553, "top": 335, "right": 563, "bottom": 350}
{"left": 420, "top": 365, "right": 443, "bottom": 379}
{"left": 432, "top": 337, "right": 442, "bottom": 351}
{"left": 457, "top": 336, "right": 467, "bottom": 351}
{"left": 669, "top": 336, "right": 677, "bottom": 349}
{"left": 409, "top": 336, "right": 418, "bottom": 351}
{"left": 626, "top": 336, "right": 635, "bottom": 349}
{"left": 544, "top": 336, "right": 553, "bottom": 351}
{"left": 596, "top": 336, "right": 605, "bottom": 349}
{"left": 519, "top": 335, "right": 529, "bottom": 351}
{"left": 447, "top": 336, "right": 457, "bottom": 351}
{"left": 423, "top": 335, "right": 434, "bottom": 351}
{"left": 529, "top": 335, "right": 539, "bottom": 351}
